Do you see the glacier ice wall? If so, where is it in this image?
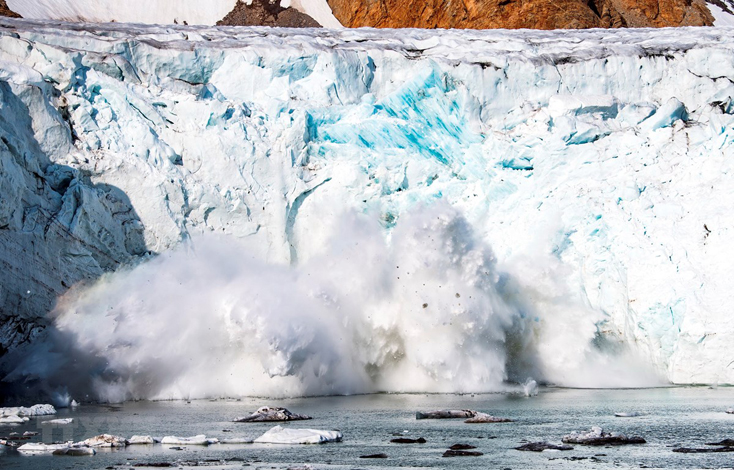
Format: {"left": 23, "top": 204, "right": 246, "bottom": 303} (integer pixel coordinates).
{"left": 1, "top": 19, "right": 733, "bottom": 398}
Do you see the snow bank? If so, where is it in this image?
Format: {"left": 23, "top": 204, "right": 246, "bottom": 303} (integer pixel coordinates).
{"left": 6, "top": 0, "right": 341, "bottom": 27}
{"left": 0, "top": 20, "right": 733, "bottom": 400}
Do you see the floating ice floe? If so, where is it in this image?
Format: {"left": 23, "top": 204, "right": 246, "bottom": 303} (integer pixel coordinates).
{"left": 515, "top": 442, "right": 574, "bottom": 452}
{"left": 17, "top": 442, "right": 73, "bottom": 453}
{"left": 0, "top": 415, "right": 28, "bottom": 424}
{"left": 128, "top": 435, "right": 156, "bottom": 445}
{"left": 233, "top": 406, "right": 312, "bottom": 422}
{"left": 0, "top": 405, "right": 56, "bottom": 418}
{"left": 53, "top": 447, "right": 96, "bottom": 456}
{"left": 161, "top": 435, "right": 219, "bottom": 446}
{"left": 464, "top": 412, "right": 513, "bottom": 423}
{"left": 416, "top": 410, "right": 475, "bottom": 420}
{"left": 562, "top": 427, "right": 646, "bottom": 445}
{"left": 0, "top": 404, "right": 57, "bottom": 424}
{"left": 43, "top": 418, "right": 73, "bottom": 425}
{"left": 254, "top": 426, "right": 342, "bottom": 444}
{"left": 79, "top": 434, "right": 128, "bottom": 447}
{"left": 415, "top": 410, "right": 511, "bottom": 423}
{"left": 220, "top": 437, "right": 254, "bottom": 444}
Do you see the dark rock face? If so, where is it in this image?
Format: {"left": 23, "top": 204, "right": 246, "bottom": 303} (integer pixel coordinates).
{"left": 217, "top": 0, "right": 321, "bottom": 27}
{"left": 325, "top": 0, "right": 713, "bottom": 29}
{"left": 0, "top": 1, "right": 20, "bottom": 18}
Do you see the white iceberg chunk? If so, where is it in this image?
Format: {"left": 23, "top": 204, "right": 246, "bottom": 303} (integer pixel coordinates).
{"left": 0, "top": 404, "right": 56, "bottom": 418}
{"left": 161, "top": 435, "right": 218, "bottom": 446}
{"left": 53, "top": 447, "right": 96, "bottom": 456}
{"left": 128, "top": 435, "right": 155, "bottom": 445}
{"left": 254, "top": 426, "right": 342, "bottom": 444}
{"left": 18, "top": 442, "right": 72, "bottom": 453}
{"left": 43, "top": 418, "right": 73, "bottom": 425}
{"left": 464, "top": 412, "right": 513, "bottom": 423}
{"left": 0, "top": 415, "right": 27, "bottom": 424}
{"left": 79, "top": 434, "right": 128, "bottom": 447}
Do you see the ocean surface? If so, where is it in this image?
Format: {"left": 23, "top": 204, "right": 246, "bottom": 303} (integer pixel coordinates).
{"left": 2, "top": 387, "right": 734, "bottom": 469}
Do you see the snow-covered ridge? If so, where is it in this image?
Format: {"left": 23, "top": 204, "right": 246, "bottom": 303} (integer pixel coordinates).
{"left": 0, "top": 20, "right": 733, "bottom": 399}
{"left": 6, "top": 0, "right": 342, "bottom": 28}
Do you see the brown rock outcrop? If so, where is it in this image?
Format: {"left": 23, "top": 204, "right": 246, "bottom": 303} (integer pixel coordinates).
{"left": 217, "top": 0, "right": 321, "bottom": 27}
{"left": 0, "top": 0, "right": 21, "bottom": 18}
{"left": 325, "top": 0, "right": 713, "bottom": 29}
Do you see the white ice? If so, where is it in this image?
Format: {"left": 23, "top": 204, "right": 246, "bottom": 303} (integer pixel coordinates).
{"left": 0, "top": 20, "right": 733, "bottom": 401}
{"left": 254, "top": 426, "right": 342, "bottom": 444}
{"left": 7, "top": 0, "right": 341, "bottom": 27}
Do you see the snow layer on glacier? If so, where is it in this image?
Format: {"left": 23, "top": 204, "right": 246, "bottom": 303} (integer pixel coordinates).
{"left": 6, "top": 0, "right": 342, "bottom": 28}
{"left": 0, "top": 20, "right": 733, "bottom": 400}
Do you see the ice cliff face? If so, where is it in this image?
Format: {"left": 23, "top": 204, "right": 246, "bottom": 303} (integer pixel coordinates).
{"left": 1, "top": 19, "right": 733, "bottom": 398}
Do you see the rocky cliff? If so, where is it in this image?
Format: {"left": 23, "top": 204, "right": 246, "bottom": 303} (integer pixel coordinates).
{"left": 0, "top": 0, "right": 20, "bottom": 18}
{"left": 217, "top": 0, "right": 320, "bottom": 27}
{"left": 325, "top": 0, "right": 714, "bottom": 29}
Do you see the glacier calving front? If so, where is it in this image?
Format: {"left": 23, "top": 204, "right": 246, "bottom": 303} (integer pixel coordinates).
{"left": 0, "top": 20, "right": 733, "bottom": 397}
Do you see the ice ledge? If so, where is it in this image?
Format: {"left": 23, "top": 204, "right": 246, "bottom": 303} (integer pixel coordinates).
{"left": 0, "top": 18, "right": 733, "bottom": 65}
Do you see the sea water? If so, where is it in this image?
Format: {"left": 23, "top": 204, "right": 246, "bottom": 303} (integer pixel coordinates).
{"left": 2, "top": 387, "right": 734, "bottom": 469}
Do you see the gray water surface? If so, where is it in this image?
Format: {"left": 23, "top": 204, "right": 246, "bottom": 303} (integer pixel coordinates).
{"left": 2, "top": 387, "right": 734, "bottom": 469}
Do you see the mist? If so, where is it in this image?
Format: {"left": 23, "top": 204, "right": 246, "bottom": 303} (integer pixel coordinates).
{"left": 8, "top": 203, "right": 663, "bottom": 402}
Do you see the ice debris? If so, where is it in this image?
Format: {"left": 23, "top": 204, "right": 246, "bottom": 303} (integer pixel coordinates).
{"left": 614, "top": 412, "right": 647, "bottom": 417}
{"left": 464, "top": 412, "right": 513, "bottom": 423}
{"left": 43, "top": 418, "right": 73, "bottom": 425}
{"left": 416, "top": 410, "right": 511, "bottom": 423}
{"left": 80, "top": 434, "right": 128, "bottom": 447}
{"left": 53, "top": 447, "right": 96, "bottom": 456}
{"left": 254, "top": 426, "right": 342, "bottom": 444}
{"left": 522, "top": 379, "right": 539, "bottom": 397}
{"left": 161, "top": 435, "right": 219, "bottom": 446}
{"left": 128, "top": 435, "right": 156, "bottom": 445}
{"left": 562, "top": 427, "right": 646, "bottom": 445}
{"left": 233, "top": 406, "right": 311, "bottom": 422}
{"left": 0, "top": 405, "right": 57, "bottom": 424}
{"left": 17, "top": 442, "right": 73, "bottom": 453}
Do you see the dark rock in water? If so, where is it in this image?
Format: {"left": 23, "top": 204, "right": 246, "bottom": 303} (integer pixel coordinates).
{"left": 233, "top": 406, "right": 311, "bottom": 422}
{"left": 449, "top": 444, "right": 477, "bottom": 450}
{"left": 416, "top": 410, "right": 476, "bottom": 419}
{"left": 391, "top": 437, "right": 426, "bottom": 444}
{"left": 443, "top": 449, "right": 484, "bottom": 457}
{"left": 515, "top": 442, "right": 574, "bottom": 452}
{"left": 360, "top": 453, "right": 388, "bottom": 458}
{"left": 673, "top": 447, "right": 734, "bottom": 453}
{"left": 562, "top": 427, "right": 646, "bottom": 445}
{"left": 706, "top": 439, "right": 734, "bottom": 446}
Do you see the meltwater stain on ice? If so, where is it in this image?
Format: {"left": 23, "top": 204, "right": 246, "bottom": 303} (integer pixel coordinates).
{"left": 23, "top": 203, "right": 661, "bottom": 402}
